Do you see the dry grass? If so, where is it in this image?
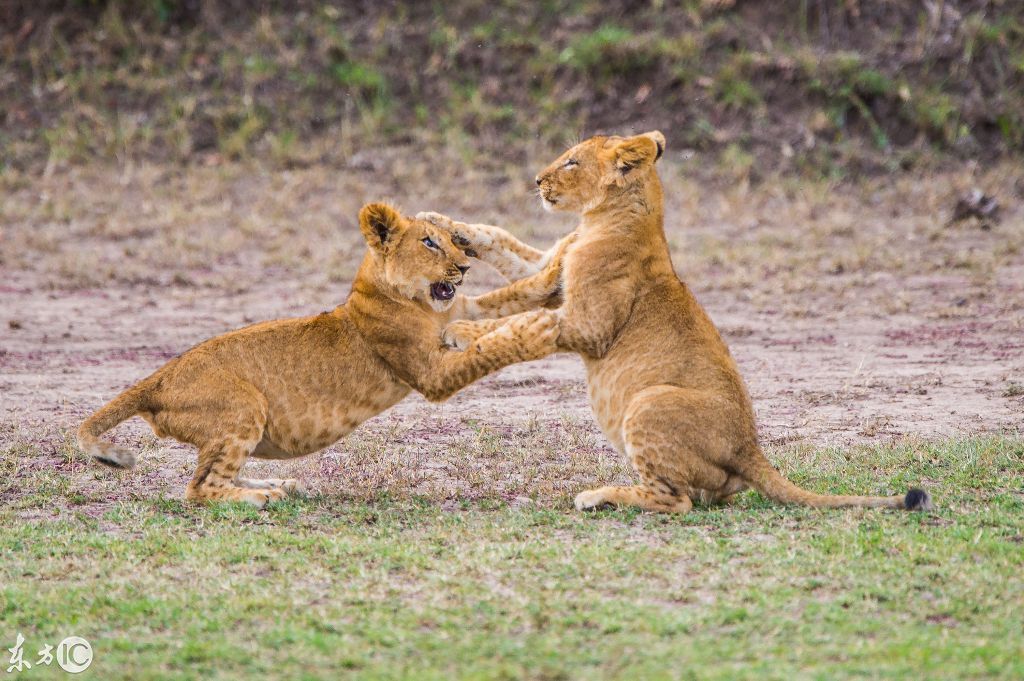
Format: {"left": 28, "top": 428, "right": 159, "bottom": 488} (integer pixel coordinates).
{"left": 2, "top": 156, "right": 1022, "bottom": 313}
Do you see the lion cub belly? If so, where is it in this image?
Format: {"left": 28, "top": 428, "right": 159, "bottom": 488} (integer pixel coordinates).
{"left": 254, "top": 386, "right": 409, "bottom": 459}
{"left": 583, "top": 358, "right": 635, "bottom": 454}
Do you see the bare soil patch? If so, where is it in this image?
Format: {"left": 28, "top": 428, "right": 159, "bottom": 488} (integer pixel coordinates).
{"left": 2, "top": 159, "right": 1021, "bottom": 510}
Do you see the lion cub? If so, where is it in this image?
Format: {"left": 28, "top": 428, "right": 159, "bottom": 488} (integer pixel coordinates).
{"left": 78, "top": 203, "right": 558, "bottom": 507}
{"left": 428, "top": 133, "right": 931, "bottom": 514}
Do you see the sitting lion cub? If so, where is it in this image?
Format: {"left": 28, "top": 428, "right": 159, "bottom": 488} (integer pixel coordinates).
{"left": 426, "top": 133, "right": 931, "bottom": 514}
{"left": 77, "top": 203, "right": 559, "bottom": 507}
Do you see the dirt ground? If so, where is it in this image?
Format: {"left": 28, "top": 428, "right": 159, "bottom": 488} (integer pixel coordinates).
{"left": 1, "top": 156, "right": 1022, "bottom": 507}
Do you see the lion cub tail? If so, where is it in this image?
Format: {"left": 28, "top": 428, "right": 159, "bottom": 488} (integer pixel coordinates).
{"left": 77, "top": 382, "right": 151, "bottom": 469}
{"left": 738, "top": 447, "right": 932, "bottom": 511}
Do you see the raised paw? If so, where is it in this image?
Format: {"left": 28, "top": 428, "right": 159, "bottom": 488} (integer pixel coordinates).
{"left": 542, "top": 230, "right": 580, "bottom": 267}
{"left": 574, "top": 489, "right": 611, "bottom": 511}
{"left": 535, "top": 262, "right": 565, "bottom": 306}
{"left": 415, "top": 211, "right": 454, "bottom": 228}
{"left": 415, "top": 211, "right": 479, "bottom": 257}
{"left": 442, "top": 320, "right": 478, "bottom": 351}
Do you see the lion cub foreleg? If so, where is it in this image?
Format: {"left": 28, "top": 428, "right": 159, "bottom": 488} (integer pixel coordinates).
{"left": 460, "top": 265, "right": 565, "bottom": 322}
{"left": 448, "top": 237, "right": 576, "bottom": 331}
{"left": 445, "top": 263, "right": 569, "bottom": 350}
{"left": 418, "top": 212, "right": 547, "bottom": 280}
{"left": 413, "top": 309, "right": 559, "bottom": 401}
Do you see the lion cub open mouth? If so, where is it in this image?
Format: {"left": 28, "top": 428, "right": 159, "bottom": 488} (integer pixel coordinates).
{"left": 430, "top": 281, "right": 458, "bottom": 301}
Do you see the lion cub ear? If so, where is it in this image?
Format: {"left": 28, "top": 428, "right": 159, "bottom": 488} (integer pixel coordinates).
{"left": 359, "top": 203, "right": 404, "bottom": 252}
{"left": 608, "top": 131, "right": 666, "bottom": 184}
{"left": 643, "top": 130, "right": 666, "bottom": 161}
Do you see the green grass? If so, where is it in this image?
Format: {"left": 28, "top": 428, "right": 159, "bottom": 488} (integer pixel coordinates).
{"left": 2, "top": 436, "right": 1022, "bottom": 679}
{"left": 4, "top": 2, "right": 1024, "bottom": 174}
{"left": 559, "top": 24, "right": 657, "bottom": 80}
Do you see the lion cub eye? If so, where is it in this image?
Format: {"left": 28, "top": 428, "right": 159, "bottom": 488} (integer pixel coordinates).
{"left": 421, "top": 236, "right": 440, "bottom": 250}
{"left": 563, "top": 159, "right": 579, "bottom": 169}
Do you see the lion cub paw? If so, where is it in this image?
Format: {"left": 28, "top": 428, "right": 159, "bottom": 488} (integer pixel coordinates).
{"left": 236, "top": 487, "right": 288, "bottom": 508}
{"left": 416, "top": 211, "right": 453, "bottom": 228}
{"left": 239, "top": 478, "right": 308, "bottom": 497}
{"left": 416, "top": 211, "right": 480, "bottom": 258}
{"left": 276, "top": 478, "right": 308, "bottom": 496}
{"left": 442, "top": 320, "right": 479, "bottom": 351}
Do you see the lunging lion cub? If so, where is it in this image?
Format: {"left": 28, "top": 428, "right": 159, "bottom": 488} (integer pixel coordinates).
{"left": 426, "top": 132, "right": 931, "bottom": 514}
{"left": 78, "top": 204, "right": 559, "bottom": 506}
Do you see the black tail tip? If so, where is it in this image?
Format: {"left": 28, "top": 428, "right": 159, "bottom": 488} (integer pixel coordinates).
{"left": 904, "top": 487, "right": 932, "bottom": 511}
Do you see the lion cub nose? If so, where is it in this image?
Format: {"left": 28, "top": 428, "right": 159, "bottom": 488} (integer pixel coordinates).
{"left": 456, "top": 264, "right": 470, "bottom": 275}
{"left": 535, "top": 176, "right": 542, "bottom": 186}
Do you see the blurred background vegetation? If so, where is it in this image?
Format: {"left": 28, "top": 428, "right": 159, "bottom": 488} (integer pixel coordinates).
{"left": 2, "top": 0, "right": 1023, "bottom": 178}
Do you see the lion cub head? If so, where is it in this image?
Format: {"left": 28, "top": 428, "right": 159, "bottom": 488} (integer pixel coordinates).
{"left": 359, "top": 203, "right": 472, "bottom": 312}
{"left": 535, "top": 131, "right": 665, "bottom": 214}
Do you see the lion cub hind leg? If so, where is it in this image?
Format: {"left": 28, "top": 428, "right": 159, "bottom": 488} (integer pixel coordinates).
{"left": 574, "top": 485, "right": 693, "bottom": 513}
{"left": 160, "top": 375, "right": 291, "bottom": 509}
{"left": 575, "top": 385, "right": 738, "bottom": 514}
{"left": 187, "top": 436, "right": 284, "bottom": 508}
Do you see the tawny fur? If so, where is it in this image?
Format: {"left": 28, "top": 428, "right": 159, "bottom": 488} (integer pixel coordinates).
{"left": 77, "top": 204, "right": 560, "bottom": 507}
{"left": 430, "top": 133, "right": 931, "bottom": 514}
{"left": 415, "top": 212, "right": 577, "bottom": 348}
